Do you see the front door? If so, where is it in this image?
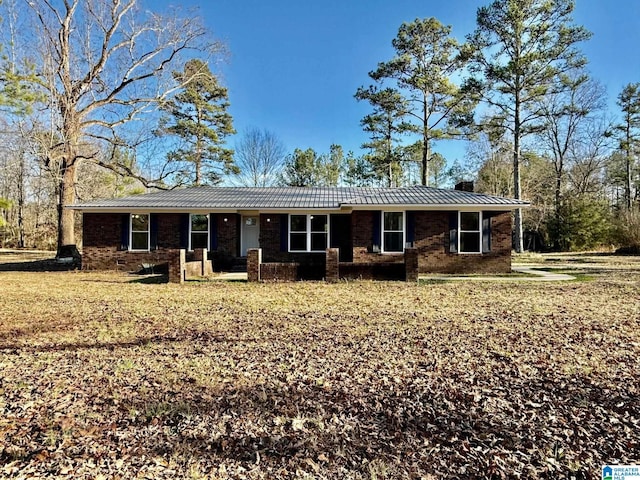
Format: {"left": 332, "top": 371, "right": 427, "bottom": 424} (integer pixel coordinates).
{"left": 241, "top": 216, "right": 260, "bottom": 256}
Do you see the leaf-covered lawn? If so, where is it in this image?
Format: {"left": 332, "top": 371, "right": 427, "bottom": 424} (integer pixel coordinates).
{"left": 0, "top": 262, "right": 638, "bottom": 479}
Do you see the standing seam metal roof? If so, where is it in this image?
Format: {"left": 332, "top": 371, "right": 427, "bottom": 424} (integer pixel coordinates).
{"left": 70, "top": 186, "right": 529, "bottom": 209}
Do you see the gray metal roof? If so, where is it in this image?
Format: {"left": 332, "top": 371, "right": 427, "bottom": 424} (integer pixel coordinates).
{"left": 70, "top": 186, "right": 529, "bottom": 210}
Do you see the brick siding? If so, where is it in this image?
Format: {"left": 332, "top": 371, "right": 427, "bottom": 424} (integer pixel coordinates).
{"left": 260, "top": 263, "right": 300, "bottom": 282}
{"left": 413, "top": 211, "right": 511, "bottom": 274}
{"left": 157, "top": 214, "right": 182, "bottom": 248}
{"left": 83, "top": 213, "right": 121, "bottom": 248}
{"left": 82, "top": 246, "right": 178, "bottom": 272}
{"left": 338, "top": 262, "right": 406, "bottom": 280}
{"left": 259, "top": 214, "right": 282, "bottom": 261}
{"left": 216, "top": 214, "right": 239, "bottom": 256}
{"left": 82, "top": 213, "right": 188, "bottom": 271}
{"left": 82, "top": 210, "right": 513, "bottom": 276}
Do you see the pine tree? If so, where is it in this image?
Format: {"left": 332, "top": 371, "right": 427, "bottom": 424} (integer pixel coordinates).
{"left": 279, "top": 147, "right": 344, "bottom": 187}
{"left": 370, "top": 17, "right": 479, "bottom": 186}
{"left": 469, "top": 0, "right": 591, "bottom": 252}
{"left": 160, "top": 59, "right": 237, "bottom": 186}
{"left": 615, "top": 83, "right": 640, "bottom": 209}
{"left": 355, "top": 86, "right": 412, "bottom": 186}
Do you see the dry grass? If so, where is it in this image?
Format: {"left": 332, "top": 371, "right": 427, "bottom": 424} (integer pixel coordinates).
{"left": 0, "top": 254, "right": 639, "bottom": 479}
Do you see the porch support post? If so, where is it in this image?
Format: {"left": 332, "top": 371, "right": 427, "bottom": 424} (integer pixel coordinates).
{"left": 168, "top": 249, "right": 186, "bottom": 284}
{"left": 405, "top": 247, "right": 418, "bottom": 282}
{"left": 326, "top": 248, "right": 339, "bottom": 283}
{"left": 247, "top": 248, "right": 262, "bottom": 282}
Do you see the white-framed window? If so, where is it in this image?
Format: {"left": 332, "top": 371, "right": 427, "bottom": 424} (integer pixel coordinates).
{"left": 459, "top": 211, "right": 482, "bottom": 253}
{"left": 130, "top": 213, "right": 150, "bottom": 251}
{"left": 382, "top": 211, "right": 404, "bottom": 253}
{"left": 190, "top": 214, "right": 209, "bottom": 250}
{"left": 289, "top": 214, "right": 328, "bottom": 252}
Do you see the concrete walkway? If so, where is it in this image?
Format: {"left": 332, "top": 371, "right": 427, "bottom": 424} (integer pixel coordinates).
{"left": 511, "top": 265, "right": 576, "bottom": 281}
{"left": 419, "top": 265, "right": 575, "bottom": 282}
{"left": 209, "top": 272, "right": 248, "bottom": 281}
{"left": 207, "top": 266, "right": 575, "bottom": 282}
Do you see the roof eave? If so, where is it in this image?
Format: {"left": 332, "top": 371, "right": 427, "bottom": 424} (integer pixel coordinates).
{"left": 69, "top": 202, "right": 529, "bottom": 212}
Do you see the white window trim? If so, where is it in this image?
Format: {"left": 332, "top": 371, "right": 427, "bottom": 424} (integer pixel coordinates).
{"left": 288, "top": 214, "right": 329, "bottom": 253}
{"left": 130, "top": 213, "right": 150, "bottom": 252}
{"left": 189, "top": 213, "right": 210, "bottom": 251}
{"left": 381, "top": 211, "right": 405, "bottom": 254}
{"left": 458, "top": 211, "right": 482, "bottom": 254}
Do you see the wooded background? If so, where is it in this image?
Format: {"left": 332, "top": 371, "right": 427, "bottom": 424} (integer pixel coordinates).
{"left": 0, "top": 0, "right": 638, "bottom": 254}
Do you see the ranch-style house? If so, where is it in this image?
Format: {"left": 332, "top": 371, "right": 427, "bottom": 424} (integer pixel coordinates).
{"left": 71, "top": 184, "right": 528, "bottom": 281}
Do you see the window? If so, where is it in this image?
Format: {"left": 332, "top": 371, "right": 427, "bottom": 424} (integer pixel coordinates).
{"left": 310, "top": 215, "right": 328, "bottom": 251}
{"left": 459, "top": 211, "right": 481, "bottom": 253}
{"left": 290, "top": 215, "right": 307, "bottom": 251}
{"left": 382, "top": 211, "right": 404, "bottom": 253}
{"left": 289, "top": 214, "right": 328, "bottom": 252}
{"left": 130, "top": 214, "right": 149, "bottom": 251}
{"left": 190, "top": 214, "right": 209, "bottom": 250}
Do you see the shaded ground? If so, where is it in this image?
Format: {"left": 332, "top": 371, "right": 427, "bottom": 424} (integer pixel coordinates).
{"left": 0, "top": 250, "right": 79, "bottom": 272}
{"left": 0, "top": 253, "right": 639, "bottom": 478}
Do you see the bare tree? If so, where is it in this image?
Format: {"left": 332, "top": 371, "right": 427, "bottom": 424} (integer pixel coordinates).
{"left": 13, "top": 0, "right": 220, "bottom": 253}
{"left": 537, "top": 73, "right": 606, "bottom": 249}
{"left": 0, "top": 0, "right": 42, "bottom": 248}
{"left": 568, "top": 116, "right": 614, "bottom": 195}
{"left": 232, "top": 128, "right": 285, "bottom": 187}
{"left": 469, "top": 135, "right": 514, "bottom": 197}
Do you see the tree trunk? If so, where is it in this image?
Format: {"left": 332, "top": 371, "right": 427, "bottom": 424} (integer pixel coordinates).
{"left": 57, "top": 157, "right": 78, "bottom": 253}
{"left": 386, "top": 119, "right": 393, "bottom": 187}
{"left": 626, "top": 148, "right": 632, "bottom": 210}
{"left": 195, "top": 160, "right": 202, "bottom": 186}
{"left": 17, "top": 153, "right": 25, "bottom": 248}
{"left": 422, "top": 96, "right": 429, "bottom": 186}
{"left": 194, "top": 138, "right": 202, "bottom": 186}
{"left": 553, "top": 167, "right": 562, "bottom": 251}
{"left": 513, "top": 102, "right": 524, "bottom": 253}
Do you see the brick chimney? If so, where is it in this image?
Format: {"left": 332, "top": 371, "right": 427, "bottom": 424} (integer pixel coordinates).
{"left": 454, "top": 181, "right": 474, "bottom": 192}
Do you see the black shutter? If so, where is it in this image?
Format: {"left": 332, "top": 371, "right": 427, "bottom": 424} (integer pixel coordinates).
{"left": 120, "top": 214, "right": 130, "bottom": 250}
{"left": 280, "top": 214, "right": 288, "bottom": 252}
{"left": 406, "top": 211, "right": 415, "bottom": 247}
{"left": 210, "top": 214, "right": 218, "bottom": 251}
{"left": 150, "top": 214, "right": 159, "bottom": 250}
{"left": 179, "top": 213, "right": 189, "bottom": 249}
{"left": 372, "top": 210, "right": 381, "bottom": 252}
{"left": 449, "top": 211, "right": 458, "bottom": 253}
{"left": 482, "top": 212, "right": 492, "bottom": 253}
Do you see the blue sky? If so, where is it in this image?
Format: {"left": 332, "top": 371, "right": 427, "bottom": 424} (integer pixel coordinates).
{"left": 154, "top": 0, "right": 640, "bottom": 165}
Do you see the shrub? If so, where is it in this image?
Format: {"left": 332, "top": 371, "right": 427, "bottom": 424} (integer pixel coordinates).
{"left": 548, "top": 195, "right": 613, "bottom": 251}
{"left": 614, "top": 207, "right": 640, "bottom": 253}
